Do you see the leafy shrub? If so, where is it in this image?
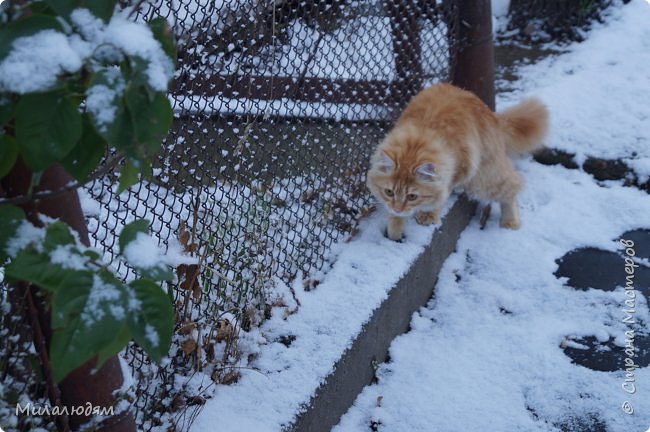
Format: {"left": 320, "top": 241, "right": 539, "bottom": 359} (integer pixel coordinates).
{"left": 0, "top": 0, "right": 182, "bottom": 385}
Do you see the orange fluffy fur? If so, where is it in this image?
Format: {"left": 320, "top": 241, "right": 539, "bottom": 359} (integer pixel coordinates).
{"left": 367, "top": 83, "right": 549, "bottom": 241}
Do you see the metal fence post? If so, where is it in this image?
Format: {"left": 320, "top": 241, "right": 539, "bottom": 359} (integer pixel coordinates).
{"left": 384, "top": 0, "right": 423, "bottom": 106}
{"left": 452, "top": 0, "right": 495, "bottom": 109}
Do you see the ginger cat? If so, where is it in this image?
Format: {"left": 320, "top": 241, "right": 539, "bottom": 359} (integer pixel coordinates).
{"left": 367, "top": 83, "right": 548, "bottom": 241}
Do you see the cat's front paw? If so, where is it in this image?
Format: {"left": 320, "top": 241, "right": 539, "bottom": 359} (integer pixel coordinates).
{"left": 415, "top": 211, "right": 440, "bottom": 226}
{"left": 387, "top": 216, "right": 405, "bottom": 241}
{"left": 500, "top": 218, "right": 521, "bottom": 230}
{"left": 385, "top": 228, "right": 404, "bottom": 242}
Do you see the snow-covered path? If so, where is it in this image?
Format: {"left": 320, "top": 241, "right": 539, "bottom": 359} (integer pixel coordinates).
{"left": 334, "top": 1, "right": 650, "bottom": 431}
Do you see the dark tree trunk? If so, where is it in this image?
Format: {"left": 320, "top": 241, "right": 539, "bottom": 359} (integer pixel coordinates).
{"left": 1, "top": 160, "right": 137, "bottom": 431}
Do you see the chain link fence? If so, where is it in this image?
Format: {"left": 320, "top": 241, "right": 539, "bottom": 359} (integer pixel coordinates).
{"left": 1, "top": 0, "right": 462, "bottom": 430}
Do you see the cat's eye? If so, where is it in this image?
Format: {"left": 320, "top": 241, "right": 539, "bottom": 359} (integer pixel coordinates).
{"left": 406, "top": 193, "right": 418, "bottom": 201}
{"left": 384, "top": 189, "right": 394, "bottom": 197}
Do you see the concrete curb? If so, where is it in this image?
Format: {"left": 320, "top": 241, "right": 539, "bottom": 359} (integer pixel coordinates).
{"left": 288, "top": 195, "right": 477, "bottom": 432}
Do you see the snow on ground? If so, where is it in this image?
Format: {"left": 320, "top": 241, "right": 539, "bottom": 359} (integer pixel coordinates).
{"left": 190, "top": 198, "right": 456, "bottom": 431}
{"left": 335, "top": 163, "right": 650, "bottom": 432}
{"left": 498, "top": 0, "right": 650, "bottom": 165}
{"left": 79, "top": 166, "right": 455, "bottom": 431}
{"left": 491, "top": 0, "right": 511, "bottom": 33}
{"left": 335, "top": 1, "right": 650, "bottom": 431}
{"left": 492, "top": 0, "right": 511, "bottom": 17}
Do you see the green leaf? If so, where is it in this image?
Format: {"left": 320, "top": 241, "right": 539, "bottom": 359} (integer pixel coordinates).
{"left": 90, "top": 69, "right": 135, "bottom": 156}
{"left": 56, "top": 270, "right": 112, "bottom": 322}
{"left": 44, "top": 1, "right": 117, "bottom": 23}
{"left": 4, "top": 222, "right": 168, "bottom": 383}
{"left": 15, "top": 91, "right": 82, "bottom": 172}
{"left": 96, "top": 322, "right": 130, "bottom": 367}
{"left": 85, "top": 0, "right": 118, "bottom": 24}
{"left": 117, "top": 159, "right": 140, "bottom": 193}
{"left": 17, "top": 258, "right": 133, "bottom": 383}
{"left": 83, "top": 248, "right": 101, "bottom": 260}
{"left": 43, "top": 221, "right": 75, "bottom": 251}
{"left": 93, "top": 66, "right": 171, "bottom": 179}
{"left": 60, "top": 114, "right": 106, "bottom": 182}
{"left": 42, "top": 0, "right": 76, "bottom": 20}
{"left": 105, "top": 107, "right": 135, "bottom": 152}
{"left": 85, "top": 68, "right": 128, "bottom": 143}
{"left": 118, "top": 219, "right": 173, "bottom": 280}
{"left": 0, "top": 135, "right": 18, "bottom": 179}
{"left": 128, "top": 56, "right": 157, "bottom": 98}
{"left": 49, "top": 318, "right": 96, "bottom": 383}
{"left": 25, "top": 2, "right": 59, "bottom": 17}
{"left": 128, "top": 279, "right": 173, "bottom": 361}
{"left": 148, "top": 17, "right": 177, "bottom": 67}
{"left": 125, "top": 85, "right": 172, "bottom": 155}
{"left": 48, "top": 267, "right": 95, "bottom": 328}
{"left": 49, "top": 270, "right": 129, "bottom": 383}
{"left": 0, "top": 15, "right": 64, "bottom": 60}
{"left": 137, "top": 264, "right": 173, "bottom": 282}
{"left": 0, "top": 97, "right": 14, "bottom": 127}
{"left": 118, "top": 219, "right": 149, "bottom": 254}
{"left": 4, "top": 249, "right": 77, "bottom": 295}
{"left": 0, "top": 205, "right": 25, "bottom": 263}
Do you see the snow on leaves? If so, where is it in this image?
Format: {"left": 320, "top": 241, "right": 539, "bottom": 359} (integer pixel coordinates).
{"left": 0, "top": 1, "right": 176, "bottom": 191}
{"left": 0, "top": 206, "right": 178, "bottom": 383}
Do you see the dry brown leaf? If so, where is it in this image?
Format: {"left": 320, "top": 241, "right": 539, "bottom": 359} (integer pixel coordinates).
{"left": 216, "top": 319, "right": 234, "bottom": 342}
{"left": 302, "top": 278, "right": 320, "bottom": 291}
{"left": 170, "top": 394, "right": 185, "bottom": 411}
{"left": 244, "top": 306, "right": 260, "bottom": 327}
{"left": 344, "top": 227, "right": 360, "bottom": 243}
{"left": 205, "top": 342, "right": 216, "bottom": 362}
{"left": 178, "top": 222, "right": 190, "bottom": 250}
{"left": 181, "top": 338, "right": 197, "bottom": 355}
{"left": 178, "top": 264, "right": 201, "bottom": 295}
{"left": 359, "top": 204, "right": 377, "bottom": 219}
{"left": 192, "top": 284, "right": 202, "bottom": 301}
{"left": 221, "top": 371, "right": 240, "bottom": 385}
{"left": 271, "top": 297, "right": 287, "bottom": 308}
{"left": 186, "top": 396, "right": 206, "bottom": 406}
{"left": 301, "top": 190, "right": 318, "bottom": 204}
{"left": 178, "top": 322, "right": 197, "bottom": 335}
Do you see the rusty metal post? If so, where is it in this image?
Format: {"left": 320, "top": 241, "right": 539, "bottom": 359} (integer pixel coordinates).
{"left": 452, "top": 0, "right": 495, "bottom": 109}
{"left": 385, "top": 0, "right": 423, "bottom": 107}
{"left": 1, "top": 160, "right": 136, "bottom": 431}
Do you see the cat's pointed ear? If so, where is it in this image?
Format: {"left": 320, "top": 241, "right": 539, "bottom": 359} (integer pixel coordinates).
{"left": 416, "top": 163, "right": 436, "bottom": 182}
{"left": 373, "top": 150, "right": 394, "bottom": 173}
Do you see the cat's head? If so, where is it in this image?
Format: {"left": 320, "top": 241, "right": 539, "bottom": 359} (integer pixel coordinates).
{"left": 366, "top": 126, "right": 452, "bottom": 217}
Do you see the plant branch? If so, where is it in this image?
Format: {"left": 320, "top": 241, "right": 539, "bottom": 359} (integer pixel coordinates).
{"left": 24, "top": 283, "right": 71, "bottom": 432}
{"left": 127, "top": 0, "right": 148, "bottom": 19}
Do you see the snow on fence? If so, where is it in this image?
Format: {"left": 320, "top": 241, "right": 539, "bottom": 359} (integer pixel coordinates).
{"left": 0, "top": 0, "right": 462, "bottom": 430}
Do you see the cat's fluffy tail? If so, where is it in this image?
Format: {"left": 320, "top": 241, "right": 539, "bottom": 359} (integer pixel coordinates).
{"left": 498, "top": 98, "right": 549, "bottom": 155}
